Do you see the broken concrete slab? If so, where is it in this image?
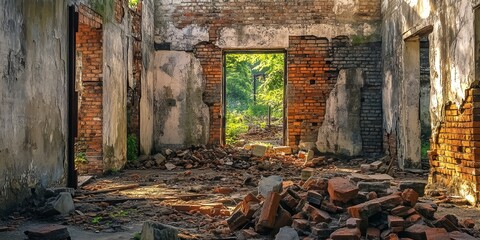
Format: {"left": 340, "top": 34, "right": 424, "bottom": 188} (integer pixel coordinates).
{"left": 273, "top": 146, "right": 292, "bottom": 155}
{"left": 53, "top": 192, "right": 75, "bottom": 215}
{"left": 140, "top": 221, "right": 179, "bottom": 240}
{"left": 258, "top": 175, "right": 283, "bottom": 198}
{"left": 357, "top": 181, "right": 389, "bottom": 194}
{"left": 24, "top": 224, "right": 70, "bottom": 240}
{"left": 274, "top": 226, "right": 299, "bottom": 240}
{"left": 252, "top": 145, "right": 268, "bottom": 157}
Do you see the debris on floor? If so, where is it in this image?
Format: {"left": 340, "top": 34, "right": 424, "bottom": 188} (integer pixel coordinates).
{"left": 2, "top": 146, "right": 480, "bottom": 240}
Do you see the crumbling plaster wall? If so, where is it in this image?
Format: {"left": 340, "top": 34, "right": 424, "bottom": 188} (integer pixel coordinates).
{"left": 102, "top": 0, "right": 133, "bottom": 171}
{"left": 0, "top": 0, "right": 68, "bottom": 214}
{"left": 152, "top": 51, "right": 210, "bottom": 149}
{"left": 151, "top": 0, "right": 382, "bottom": 150}
{"left": 317, "top": 69, "right": 364, "bottom": 156}
{"left": 382, "top": 0, "right": 475, "bottom": 167}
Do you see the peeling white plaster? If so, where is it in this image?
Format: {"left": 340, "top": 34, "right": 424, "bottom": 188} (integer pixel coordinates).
{"left": 155, "top": 23, "right": 209, "bottom": 51}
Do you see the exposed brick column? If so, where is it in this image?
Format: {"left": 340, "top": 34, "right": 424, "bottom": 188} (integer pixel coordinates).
{"left": 76, "top": 5, "right": 104, "bottom": 174}
{"left": 287, "top": 36, "right": 334, "bottom": 149}
{"left": 194, "top": 42, "right": 223, "bottom": 145}
{"left": 430, "top": 87, "right": 480, "bottom": 205}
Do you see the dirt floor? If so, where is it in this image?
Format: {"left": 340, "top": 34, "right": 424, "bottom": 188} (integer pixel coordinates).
{"left": 1, "top": 146, "right": 480, "bottom": 239}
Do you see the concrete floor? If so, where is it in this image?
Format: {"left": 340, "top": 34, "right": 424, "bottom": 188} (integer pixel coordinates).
{"left": 0, "top": 220, "right": 142, "bottom": 240}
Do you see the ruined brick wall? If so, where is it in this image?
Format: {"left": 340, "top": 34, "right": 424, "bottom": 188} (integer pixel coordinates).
{"left": 193, "top": 42, "right": 223, "bottom": 145}
{"left": 76, "top": 5, "right": 104, "bottom": 173}
{"left": 430, "top": 88, "right": 480, "bottom": 204}
{"left": 287, "top": 36, "right": 382, "bottom": 154}
{"left": 152, "top": 0, "right": 382, "bottom": 152}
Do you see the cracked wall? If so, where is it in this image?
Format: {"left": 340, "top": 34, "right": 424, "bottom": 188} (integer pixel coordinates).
{"left": 0, "top": 0, "right": 68, "bottom": 214}
{"left": 152, "top": 51, "right": 210, "bottom": 149}
{"left": 382, "top": 0, "right": 480, "bottom": 204}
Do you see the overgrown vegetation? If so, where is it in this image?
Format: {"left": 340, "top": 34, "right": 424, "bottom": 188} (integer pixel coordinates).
{"left": 127, "top": 134, "right": 138, "bottom": 162}
{"left": 128, "top": 0, "right": 139, "bottom": 8}
{"left": 225, "top": 53, "right": 284, "bottom": 144}
{"left": 75, "top": 152, "right": 88, "bottom": 165}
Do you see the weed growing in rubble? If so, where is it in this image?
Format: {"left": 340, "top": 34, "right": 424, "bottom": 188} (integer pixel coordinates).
{"left": 127, "top": 134, "right": 138, "bottom": 162}
{"left": 92, "top": 216, "right": 103, "bottom": 224}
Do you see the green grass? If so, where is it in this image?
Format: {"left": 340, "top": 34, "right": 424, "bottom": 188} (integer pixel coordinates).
{"left": 127, "top": 134, "right": 138, "bottom": 162}
{"left": 421, "top": 142, "right": 430, "bottom": 160}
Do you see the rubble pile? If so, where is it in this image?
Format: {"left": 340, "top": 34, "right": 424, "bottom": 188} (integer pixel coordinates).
{"left": 226, "top": 174, "right": 479, "bottom": 240}
{"left": 126, "top": 145, "right": 318, "bottom": 171}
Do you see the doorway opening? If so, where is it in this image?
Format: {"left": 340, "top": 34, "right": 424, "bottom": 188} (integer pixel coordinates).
{"left": 223, "top": 51, "right": 286, "bottom": 147}
{"left": 402, "top": 28, "right": 432, "bottom": 169}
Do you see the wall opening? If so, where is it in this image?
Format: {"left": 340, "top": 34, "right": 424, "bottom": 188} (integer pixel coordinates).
{"left": 223, "top": 51, "right": 286, "bottom": 146}
{"left": 74, "top": 5, "right": 104, "bottom": 174}
{"left": 419, "top": 36, "right": 431, "bottom": 170}
{"left": 402, "top": 29, "right": 432, "bottom": 169}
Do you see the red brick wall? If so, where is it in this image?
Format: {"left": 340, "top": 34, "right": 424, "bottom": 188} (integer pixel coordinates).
{"left": 287, "top": 36, "right": 334, "bottom": 146}
{"left": 430, "top": 88, "right": 480, "bottom": 203}
{"left": 193, "top": 42, "right": 223, "bottom": 145}
{"left": 287, "top": 36, "right": 383, "bottom": 154}
{"left": 76, "top": 5, "right": 104, "bottom": 174}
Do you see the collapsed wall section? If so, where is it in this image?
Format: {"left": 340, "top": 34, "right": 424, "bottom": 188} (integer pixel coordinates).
{"left": 149, "top": 0, "right": 383, "bottom": 154}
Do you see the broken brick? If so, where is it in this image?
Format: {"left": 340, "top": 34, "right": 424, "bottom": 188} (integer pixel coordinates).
{"left": 366, "top": 227, "right": 381, "bottom": 240}
{"left": 425, "top": 228, "right": 449, "bottom": 240}
{"left": 306, "top": 190, "right": 323, "bottom": 206}
{"left": 272, "top": 207, "right": 293, "bottom": 232}
{"left": 330, "top": 227, "right": 361, "bottom": 240}
{"left": 414, "top": 203, "right": 435, "bottom": 220}
{"left": 433, "top": 215, "right": 460, "bottom": 232}
{"left": 405, "top": 214, "right": 423, "bottom": 226}
{"left": 328, "top": 177, "right": 359, "bottom": 203}
{"left": 390, "top": 205, "right": 414, "bottom": 217}
{"left": 303, "top": 177, "right": 328, "bottom": 193}
{"left": 226, "top": 210, "right": 248, "bottom": 231}
{"left": 449, "top": 231, "right": 477, "bottom": 240}
{"left": 401, "top": 189, "right": 419, "bottom": 207}
{"left": 461, "top": 218, "right": 475, "bottom": 228}
{"left": 347, "top": 201, "right": 381, "bottom": 219}
{"left": 256, "top": 191, "right": 281, "bottom": 230}
{"left": 303, "top": 204, "right": 332, "bottom": 223}
{"left": 401, "top": 223, "right": 430, "bottom": 240}
{"left": 346, "top": 218, "right": 358, "bottom": 228}
{"left": 387, "top": 215, "right": 404, "bottom": 228}
{"left": 292, "top": 219, "right": 310, "bottom": 231}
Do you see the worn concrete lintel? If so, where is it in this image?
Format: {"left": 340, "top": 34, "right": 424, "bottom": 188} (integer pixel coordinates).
{"left": 217, "top": 23, "right": 380, "bottom": 49}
